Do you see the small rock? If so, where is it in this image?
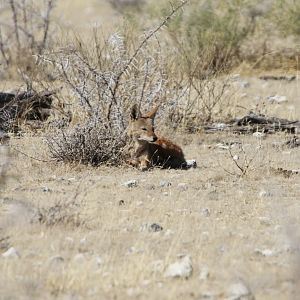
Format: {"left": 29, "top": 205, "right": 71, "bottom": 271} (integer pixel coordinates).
{"left": 201, "top": 208, "right": 211, "bottom": 217}
{"left": 159, "top": 181, "right": 172, "bottom": 187}
{"left": 215, "top": 123, "right": 226, "bottom": 129}
{"left": 163, "top": 192, "right": 168, "bottom": 196}
{"left": 177, "top": 183, "right": 188, "bottom": 191}
{"left": 259, "top": 190, "right": 272, "bottom": 197}
{"left": 140, "top": 223, "right": 163, "bottom": 232}
{"left": 118, "top": 200, "right": 125, "bottom": 206}
{"left": 254, "top": 248, "right": 275, "bottom": 257}
{"left": 267, "top": 94, "right": 287, "bottom": 103}
{"left": 227, "top": 280, "right": 254, "bottom": 300}
{"left": 233, "top": 155, "right": 239, "bottom": 161}
{"left": 199, "top": 267, "right": 210, "bottom": 280}
{"left": 164, "top": 255, "right": 193, "bottom": 278}
{"left": 2, "top": 247, "right": 20, "bottom": 258}
{"left": 253, "top": 132, "right": 266, "bottom": 139}
{"left": 42, "top": 186, "right": 51, "bottom": 192}
{"left": 148, "top": 223, "right": 163, "bottom": 232}
{"left": 123, "top": 180, "right": 138, "bottom": 188}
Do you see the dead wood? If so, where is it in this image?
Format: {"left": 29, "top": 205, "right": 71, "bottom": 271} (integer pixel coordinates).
{"left": 0, "top": 90, "right": 54, "bottom": 131}
{"left": 204, "top": 112, "right": 300, "bottom": 134}
{"left": 259, "top": 75, "right": 296, "bottom": 81}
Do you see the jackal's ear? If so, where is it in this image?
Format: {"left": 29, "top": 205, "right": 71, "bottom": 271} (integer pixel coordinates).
{"left": 144, "top": 106, "right": 159, "bottom": 120}
{"left": 130, "top": 104, "right": 141, "bottom": 120}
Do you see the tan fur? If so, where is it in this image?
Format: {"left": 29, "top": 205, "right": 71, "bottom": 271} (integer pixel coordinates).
{"left": 127, "top": 104, "right": 187, "bottom": 170}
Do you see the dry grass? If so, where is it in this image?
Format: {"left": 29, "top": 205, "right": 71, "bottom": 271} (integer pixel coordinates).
{"left": 1, "top": 74, "right": 300, "bottom": 299}
{"left": 0, "top": 1, "right": 300, "bottom": 299}
{"left": 0, "top": 129, "right": 299, "bottom": 300}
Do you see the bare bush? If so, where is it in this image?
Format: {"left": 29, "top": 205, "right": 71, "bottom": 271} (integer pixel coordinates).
{"left": 167, "top": 77, "right": 230, "bottom": 132}
{"left": 46, "top": 120, "right": 126, "bottom": 166}
{"left": 0, "top": 0, "right": 55, "bottom": 78}
{"left": 218, "top": 142, "right": 263, "bottom": 177}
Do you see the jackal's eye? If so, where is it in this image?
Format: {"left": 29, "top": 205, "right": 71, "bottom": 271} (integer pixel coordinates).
{"left": 142, "top": 128, "right": 147, "bottom": 131}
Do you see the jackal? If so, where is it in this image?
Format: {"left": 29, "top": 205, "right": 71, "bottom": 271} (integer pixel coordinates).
{"left": 127, "top": 104, "right": 194, "bottom": 170}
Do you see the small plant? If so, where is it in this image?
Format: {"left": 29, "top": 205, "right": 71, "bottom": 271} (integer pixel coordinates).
{"left": 46, "top": 120, "right": 127, "bottom": 166}
{"left": 219, "top": 142, "right": 262, "bottom": 177}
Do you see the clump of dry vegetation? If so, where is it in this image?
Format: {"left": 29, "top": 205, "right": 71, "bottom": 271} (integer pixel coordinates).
{"left": 0, "top": 0, "right": 55, "bottom": 79}
{"left": 46, "top": 120, "right": 126, "bottom": 166}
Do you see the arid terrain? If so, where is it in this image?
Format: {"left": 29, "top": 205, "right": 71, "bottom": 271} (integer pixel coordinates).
{"left": 1, "top": 74, "right": 300, "bottom": 300}
{"left": 0, "top": 1, "right": 300, "bottom": 299}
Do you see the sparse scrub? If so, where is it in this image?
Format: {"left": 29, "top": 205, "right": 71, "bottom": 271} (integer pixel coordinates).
{"left": 220, "top": 142, "right": 263, "bottom": 177}
{"left": 0, "top": 0, "right": 55, "bottom": 79}
{"left": 148, "top": 0, "right": 255, "bottom": 77}
{"left": 271, "top": 0, "right": 300, "bottom": 37}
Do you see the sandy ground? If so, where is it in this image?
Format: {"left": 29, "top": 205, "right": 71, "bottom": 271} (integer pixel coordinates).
{"left": 0, "top": 1, "right": 300, "bottom": 299}
{"left": 0, "top": 127, "right": 299, "bottom": 300}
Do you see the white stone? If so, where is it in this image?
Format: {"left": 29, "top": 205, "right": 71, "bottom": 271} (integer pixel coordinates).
{"left": 267, "top": 95, "right": 287, "bottom": 103}
{"left": 177, "top": 183, "right": 188, "bottom": 191}
{"left": 259, "top": 190, "right": 272, "bottom": 197}
{"left": 123, "top": 180, "right": 138, "bottom": 188}
{"left": 253, "top": 132, "right": 266, "bottom": 139}
{"left": 227, "top": 280, "right": 254, "bottom": 300}
{"left": 254, "top": 248, "right": 275, "bottom": 257}
{"left": 164, "top": 255, "right": 193, "bottom": 278}
{"left": 2, "top": 247, "right": 20, "bottom": 258}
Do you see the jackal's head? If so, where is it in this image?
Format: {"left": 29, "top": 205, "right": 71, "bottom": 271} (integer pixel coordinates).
{"left": 128, "top": 104, "right": 159, "bottom": 143}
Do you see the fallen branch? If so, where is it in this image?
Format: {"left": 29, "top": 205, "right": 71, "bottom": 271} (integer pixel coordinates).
{"left": 204, "top": 112, "right": 300, "bottom": 134}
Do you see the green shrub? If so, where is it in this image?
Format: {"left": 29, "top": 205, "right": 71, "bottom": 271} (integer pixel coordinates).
{"left": 272, "top": 0, "right": 300, "bottom": 37}
{"left": 147, "top": 0, "right": 255, "bottom": 77}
